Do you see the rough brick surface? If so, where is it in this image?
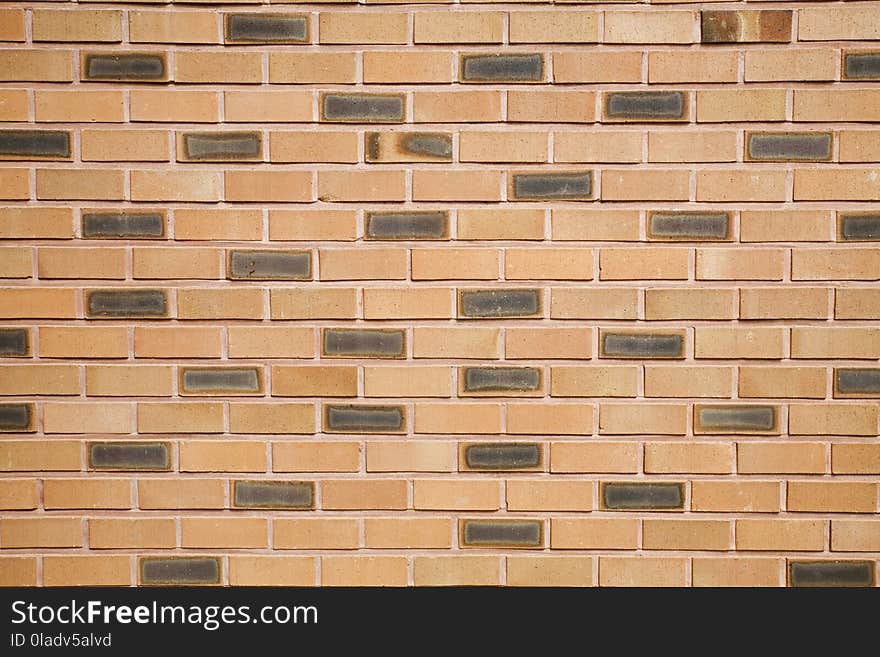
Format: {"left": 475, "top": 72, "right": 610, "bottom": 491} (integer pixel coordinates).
{"left": 0, "top": 0, "right": 878, "bottom": 589}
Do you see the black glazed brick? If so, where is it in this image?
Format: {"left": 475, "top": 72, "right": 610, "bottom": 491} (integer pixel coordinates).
{"left": 181, "top": 367, "right": 262, "bottom": 394}
{"left": 0, "top": 130, "right": 70, "bottom": 159}
{"left": 233, "top": 480, "right": 314, "bottom": 509}
{"left": 365, "top": 132, "right": 453, "bottom": 162}
{"left": 838, "top": 213, "right": 880, "bottom": 241}
{"left": 463, "top": 367, "right": 541, "bottom": 392}
{"left": 0, "top": 403, "right": 34, "bottom": 432}
{"left": 600, "top": 331, "right": 685, "bottom": 359}
{"left": 604, "top": 91, "right": 687, "bottom": 121}
{"left": 464, "top": 443, "right": 542, "bottom": 470}
{"left": 835, "top": 369, "right": 880, "bottom": 395}
{"left": 461, "top": 519, "right": 543, "bottom": 547}
{"left": 86, "top": 290, "right": 167, "bottom": 318}
{"left": 0, "top": 328, "right": 29, "bottom": 357}
{"left": 648, "top": 212, "right": 730, "bottom": 241}
{"left": 228, "top": 250, "right": 311, "bottom": 280}
{"left": 789, "top": 561, "right": 875, "bottom": 587}
{"left": 511, "top": 172, "right": 592, "bottom": 200}
{"left": 324, "top": 404, "right": 405, "bottom": 433}
{"left": 83, "top": 53, "right": 167, "bottom": 81}
{"left": 321, "top": 93, "right": 405, "bottom": 123}
{"left": 181, "top": 132, "right": 262, "bottom": 161}
{"left": 602, "top": 482, "right": 685, "bottom": 510}
{"left": 460, "top": 54, "right": 544, "bottom": 82}
{"left": 365, "top": 211, "right": 448, "bottom": 240}
{"left": 88, "top": 442, "right": 171, "bottom": 471}
{"left": 696, "top": 405, "right": 777, "bottom": 433}
{"left": 322, "top": 328, "right": 405, "bottom": 358}
{"left": 139, "top": 557, "right": 221, "bottom": 586}
{"left": 225, "top": 13, "right": 309, "bottom": 43}
{"left": 458, "top": 289, "right": 541, "bottom": 318}
{"left": 843, "top": 52, "right": 880, "bottom": 80}
{"left": 82, "top": 211, "right": 165, "bottom": 239}
{"left": 746, "top": 132, "right": 832, "bottom": 161}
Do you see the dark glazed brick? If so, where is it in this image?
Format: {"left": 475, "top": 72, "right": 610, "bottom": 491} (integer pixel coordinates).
{"left": 835, "top": 369, "right": 880, "bottom": 396}
{"left": 83, "top": 53, "right": 167, "bottom": 81}
{"left": 602, "top": 482, "right": 685, "bottom": 510}
{"left": 458, "top": 289, "right": 541, "bottom": 318}
{"left": 181, "top": 132, "right": 262, "bottom": 161}
{"left": 181, "top": 367, "right": 262, "bottom": 394}
{"left": 82, "top": 212, "right": 165, "bottom": 239}
{"left": 460, "top": 54, "right": 544, "bottom": 82}
{"left": 789, "top": 561, "right": 875, "bottom": 587}
{"left": 695, "top": 405, "right": 777, "bottom": 433}
{"left": 839, "top": 213, "right": 880, "bottom": 241}
{"left": 461, "top": 519, "right": 543, "bottom": 547}
{"left": 600, "top": 331, "right": 685, "bottom": 359}
{"left": 365, "top": 211, "right": 448, "bottom": 241}
{"left": 463, "top": 367, "right": 541, "bottom": 392}
{"left": 464, "top": 443, "right": 542, "bottom": 471}
{"left": 88, "top": 442, "right": 171, "bottom": 471}
{"left": 324, "top": 404, "right": 405, "bottom": 433}
{"left": 0, "top": 403, "right": 33, "bottom": 432}
{"left": 648, "top": 212, "right": 730, "bottom": 241}
{"left": 0, "top": 130, "right": 70, "bottom": 159}
{"left": 843, "top": 52, "right": 880, "bottom": 80}
{"left": 0, "top": 328, "right": 29, "bottom": 357}
{"left": 701, "top": 10, "right": 792, "bottom": 43}
{"left": 86, "top": 290, "right": 167, "bottom": 318}
{"left": 228, "top": 250, "right": 311, "bottom": 280}
{"left": 365, "top": 132, "right": 452, "bottom": 162}
{"left": 233, "top": 480, "right": 314, "bottom": 509}
{"left": 511, "top": 172, "right": 592, "bottom": 200}
{"left": 322, "top": 328, "right": 405, "bottom": 358}
{"left": 604, "top": 91, "right": 687, "bottom": 122}
{"left": 139, "top": 557, "right": 221, "bottom": 586}
{"left": 746, "top": 132, "right": 832, "bottom": 162}
{"left": 225, "top": 13, "right": 309, "bottom": 43}
{"left": 321, "top": 93, "right": 405, "bottom": 123}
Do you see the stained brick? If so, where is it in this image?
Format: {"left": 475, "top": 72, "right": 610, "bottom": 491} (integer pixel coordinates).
{"left": 89, "top": 442, "right": 170, "bottom": 471}
{"left": 228, "top": 250, "right": 311, "bottom": 280}
{"left": 603, "top": 91, "right": 688, "bottom": 122}
{"left": 82, "top": 211, "right": 165, "bottom": 239}
{"left": 225, "top": 14, "right": 309, "bottom": 43}
{"left": 460, "top": 54, "right": 544, "bottom": 83}
{"left": 461, "top": 367, "right": 541, "bottom": 394}
{"left": 365, "top": 211, "right": 449, "bottom": 241}
{"left": 843, "top": 52, "right": 880, "bottom": 80}
{"left": 601, "top": 482, "right": 685, "bottom": 511}
{"left": 180, "top": 367, "right": 263, "bottom": 395}
{"left": 788, "top": 561, "right": 875, "bottom": 588}
{"left": 324, "top": 404, "right": 406, "bottom": 434}
{"left": 322, "top": 328, "right": 405, "bottom": 359}
{"left": 600, "top": 331, "right": 685, "bottom": 360}
{"left": 179, "top": 132, "right": 262, "bottom": 161}
{"left": 648, "top": 211, "right": 730, "bottom": 241}
{"left": 835, "top": 369, "right": 880, "bottom": 397}
{"left": 458, "top": 289, "right": 542, "bottom": 318}
{"left": 139, "top": 557, "right": 221, "bottom": 585}
{"left": 86, "top": 290, "right": 167, "bottom": 318}
{"left": 233, "top": 480, "right": 313, "bottom": 509}
{"left": 695, "top": 404, "right": 779, "bottom": 434}
{"left": 0, "top": 403, "right": 34, "bottom": 432}
{"left": 460, "top": 519, "right": 543, "bottom": 548}
{"left": 462, "top": 443, "right": 542, "bottom": 471}
{"left": 746, "top": 132, "right": 832, "bottom": 162}
{"left": 82, "top": 52, "right": 167, "bottom": 81}
{"left": 0, "top": 130, "right": 70, "bottom": 159}
{"left": 838, "top": 213, "right": 880, "bottom": 241}
{"left": 509, "top": 172, "right": 593, "bottom": 201}
{"left": 0, "top": 328, "right": 28, "bottom": 357}
{"left": 321, "top": 93, "right": 405, "bottom": 123}
{"left": 701, "top": 10, "right": 792, "bottom": 43}
{"left": 366, "top": 132, "right": 452, "bottom": 163}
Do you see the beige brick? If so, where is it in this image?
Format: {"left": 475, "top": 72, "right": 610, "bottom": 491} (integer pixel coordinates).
{"left": 736, "top": 519, "right": 824, "bottom": 551}
{"left": 414, "top": 11, "right": 503, "bottom": 43}
{"left": 550, "top": 442, "right": 640, "bottom": 474}
{"left": 737, "top": 442, "right": 826, "bottom": 475}
{"left": 693, "top": 558, "right": 783, "bottom": 587}
{"left": 507, "top": 480, "right": 594, "bottom": 511}
{"left": 645, "top": 442, "right": 735, "bottom": 474}
{"left": 320, "top": 12, "right": 408, "bottom": 44}
{"left": 552, "top": 518, "right": 639, "bottom": 549}
{"left": 739, "top": 367, "right": 826, "bottom": 399}
{"left": 553, "top": 51, "right": 642, "bottom": 83}
{"left": 551, "top": 366, "right": 638, "bottom": 398}
{"left": 697, "top": 89, "right": 787, "bottom": 123}
{"left": 600, "top": 557, "right": 689, "bottom": 587}
{"left": 414, "top": 556, "right": 501, "bottom": 586}
{"left": 600, "top": 403, "right": 687, "bottom": 435}
{"left": 604, "top": 11, "right": 696, "bottom": 44}
{"left": 507, "top": 557, "right": 594, "bottom": 587}
{"left": 645, "top": 366, "right": 734, "bottom": 398}
{"left": 691, "top": 481, "right": 781, "bottom": 513}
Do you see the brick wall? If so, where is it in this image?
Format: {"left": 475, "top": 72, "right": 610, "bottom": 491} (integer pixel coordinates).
{"left": 0, "top": 2, "right": 878, "bottom": 588}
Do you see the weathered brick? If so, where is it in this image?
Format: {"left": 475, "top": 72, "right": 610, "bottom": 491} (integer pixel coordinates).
{"left": 648, "top": 211, "right": 730, "bottom": 241}
{"left": 82, "top": 52, "right": 167, "bottom": 81}
{"left": 460, "top": 54, "right": 544, "bottom": 83}
{"left": 365, "top": 211, "right": 449, "bottom": 241}
{"left": 0, "top": 130, "right": 70, "bottom": 160}
{"left": 509, "top": 171, "right": 593, "bottom": 201}
{"left": 0, "top": 403, "right": 35, "bottom": 432}
{"left": 324, "top": 404, "right": 406, "bottom": 434}
{"left": 695, "top": 404, "right": 779, "bottom": 434}
{"left": 843, "top": 52, "right": 880, "bottom": 80}
{"left": 89, "top": 442, "right": 170, "bottom": 471}
{"left": 746, "top": 132, "right": 833, "bottom": 162}
{"left": 701, "top": 10, "right": 792, "bottom": 43}
{"left": 600, "top": 331, "right": 685, "bottom": 360}
{"left": 322, "top": 328, "right": 405, "bottom": 359}
{"left": 178, "top": 131, "right": 262, "bottom": 162}
{"left": 225, "top": 13, "right": 309, "bottom": 43}
{"left": 788, "top": 561, "right": 875, "bottom": 588}
{"left": 838, "top": 213, "right": 880, "bottom": 241}
{"left": 366, "top": 132, "right": 452, "bottom": 163}
{"left": 233, "top": 480, "right": 313, "bottom": 509}
{"left": 140, "top": 557, "right": 221, "bottom": 586}
{"left": 603, "top": 91, "right": 689, "bottom": 122}
{"left": 321, "top": 93, "right": 405, "bottom": 123}
{"left": 460, "top": 519, "right": 543, "bottom": 548}
{"left": 458, "top": 289, "right": 542, "bottom": 318}
{"left": 0, "top": 328, "right": 28, "bottom": 357}
{"left": 601, "top": 482, "right": 685, "bottom": 511}
{"left": 228, "top": 250, "right": 311, "bottom": 280}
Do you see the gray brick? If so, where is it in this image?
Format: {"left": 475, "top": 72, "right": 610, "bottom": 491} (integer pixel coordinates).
{"left": 233, "top": 480, "right": 314, "bottom": 509}
{"left": 225, "top": 13, "right": 309, "bottom": 43}
{"left": 835, "top": 369, "right": 880, "bottom": 395}
{"left": 746, "top": 132, "right": 832, "bottom": 162}
{"left": 602, "top": 482, "right": 685, "bottom": 510}
{"left": 181, "top": 132, "right": 262, "bottom": 161}
{"left": 0, "top": 328, "right": 29, "bottom": 357}
{"left": 365, "top": 132, "right": 452, "bottom": 162}
{"left": 0, "top": 130, "right": 70, "bottom": 159}
{"left": 696, "top": 405, "right": 777, "bottom": 433}
{"left": 86, "top": 290, "right": 167, "bottom": 318}
{"left": 322, "top": 328, "right": 405, "bottom": 358}
{"left": 464, "top": 443, "right": 542, "bottom": 471}
{"left": 789, "top": 561, "right": 875, "bottom": 587}
{"left": 463, "top": 367, "right": 540, "bottom": 392}
{"left": 0, "top": 403, "right": 33, "bottom": 432}
{"left": 83, "top": 53, "right": 167, "bottom": 81}
{"left": 89, "top": 442, "right": 171, "bottom": 471}
{"left": 139, "top": 557, "right": 221, "bottom": 585}
{"left": 838, "top": 213, "right": 880, "bottom": 241}
{"left": 81, "top": 211, "right": 165, "bottom": 239}
{"left": 458, "top": 289, "right": 541, "bottom": 318}
{"left": 843, "top": 52, "right": 880, "bottom": 80}
{"left": 604, "top": 91, "right": 687, "bottom": 122}
{"left": 181, "top": 367, "right": 262, "bottom": 394}
{"left": 461, "top": 519, "right": 543, "bottom": 547}
{"left": 365, "top": 211, "right": 448, "bottom": 241}
{"left": 321, "top": 93, "right": 405, "bottom": 123}
{"left": 511, "top": 172, "right": 592, "bottom": 200}
{"left": 648, "top": 211, "right": 730, "bottom": 241}
{"left": 228, "top": 250, "right": 311, "bottom": 280}
{"left": 600, "top": 331, "right": 685, "bottom": 359}
{"left": 324, "top": 404, "right": 405, "bottom": 433}
{"left": 460, "top": 54, "right": 544, "bottom": 82}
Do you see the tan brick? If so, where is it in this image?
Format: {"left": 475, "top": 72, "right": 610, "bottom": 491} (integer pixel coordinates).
{"left": 138, "top": 402, "right": 223, "bottom": 434}
{"left": 414, "top": 11, "right": 503, "bottom": 43}
{"left": 507, "top": 557, "right": 594, "bottom": 587}
{"left": 788, "top": 481, "right": 877, "bottom": 514}
{"left": 43, "top": 556, "right": 130, "bottom": 586}
{"left": 831, "top": 521, "right": 880, "bottom": 552}
{"left": 270, "top": 210, "right": 357, "bottom": 242}
{"left": 0, "top": 517, "right": 82, "bottom": 548}
{"left": 695, "top": 327, "right": 786, "bottom": 360}
{"left": 650, "top": 51, "right": 738, "bottom": 83}
{"left": 363, "top": 51, "right": 453, "bottom": 84}
{"left": 551, "top": 288, "right": 638, "bottom": 319}
{"left": 230, "top": 557, "right": 315, "bottom": 586}
{"left": 366, "top": 441, "right": 456, "bottom": 473}
{"left": 81, "top": 129, "right": 170, "bottom": 162}
{"left": 137, "top": 478, "right": 226, "bottom": 509}
{"left": 0, "top": 364, "right": 79, "bottom": 396}
{"left": 89, "top": 518, "right": 176, "bottom": 549}
{"left": 550, "top": 442, "right": 640, "bottom": 474}
{"left": 552, "top": 209, "right": 640, "bottom": 241}
{"left": 225, "top": 91, "right": 312, "bottom": 122}
{"left": 693, "top": 558, "right": 783, "bottom": 587}
{"left": 507, "top": 480, "right": 593, "bottom": 511}
{"left": 37, "top": 169, "right": 124, "bottom": 201}
{"left": 0, "top": 441, "right": 81, "bottom": 472}
{"left": 696, "top": 248, "right": 786, "bottom": 281}
{"left": 272, "top": 365, "right": 357, "bottom": 397}
{"left": 600, "top": 403, "right": 687, "bottom": 435}
{"left": 736, "top": 519, "right": 824, "bottom": 551}
{"left": 643, "top": 519, "right": 731, "bottom": 551}
{"left": 460, "top": 131, "right": 547, "bottom": 163}
{"left": 600, "top": 557, "right": 689, "bottom": 587}
{"left": 791, "top": 327, "right": 880, "bottom": 359}
{"left": 508, "top": 403, "right": 593, "bottom": 435}
{"left": 413, "top": 479, "right": 500, "bottom": 510}
{"left": 0, "top": 9, "right": 25, "bottom": 42}
{"left": 320, "top": 12, "right": 407, "bottom": 44}
{"left": 649, "top": 131, "right": 738, "bottom": 163}
{"left": 226, "top": 170, "right": 313, "bottom": 203}
{"left": 44, "top": 479, "right": 130, "bottom": 510}
{"left": 691, "top": 481, "right": 781, "bottom": 513}
{"left": 274, "top": 519, "right": 359, "bottom": 550}
{"left": 415, "top": 402, "right": 502, "bottom": 434}
{"left": 737, "top": 442, "right": 826, "bottom": 475}
{"left": 555, "top": 131, "right": 642, "bottom": 163}
{"left": 798, "top": 6, "right": 880, "bottom": 41}
{"left": 697, "top": 89, "right": 787, "bottom": 123}
{"left": 273, "top": 442, "right": 360, "bottom": 473}
{"left": 0, "top": 90, "right": 29, "bottom": 121}
{"left": 364, "top": 288, "right": 453, "bottom": 320}
{"left": 508, "top": 90, "right": 595, "bottom": 123}
{"left": 131, "top": 170, "right": 220, "bottom": 202}
{"left": 745, "top": 49, "right": 836, "bottom": 81}
{"left": 44, "top": 402, "right": 130, "bottom": 434}
{"left": 600, "top": 247, "right": 688, "bottom": 280}
{"left": 506, "top": 328, "right": 592, "bottom": 360}
{"left": 229, "top": 402, "right": 314, "bottom": 434}
{"left": 739, "top": 367, "right": 826, "bottom": 399}
{"left": 133, "top": 247, "right": 220, "bottom": 280}
{"left": 365, "top": 518, "right": 452, "bottom": 548}
{"left": 0, "top": 50, "right": 72, "bottom": 82}
{"left": 793, "top": 248, "right": 880, "bottom": 281}
{"left": 36, "top": 90, "right": 123, "bottom": 123}
{"left": 552, "top": 518, "right": 638, "bottom": 550}
{"left": 0, "top": 247, "right": 31, "bottom": 278}
{"left": 271, "top": 288, "right": 357, "bottom": 320}
{"left": 182, "top": 517, "right": 267, "bottom": 548}
{"left": 0, "top": 288, "right": 77, "bottom": 319}
{"left": 645, "top": 366, "right": 734, "bottom": 398}
{"left": 839, "top": 131, "right": 880, "bottom": 163}
{"left": 131, "top": 90, "right": 219, "bottom": 123}
{"left": 646, "top": 288, "right": 737, "bottom": 320}
{"left": 178, "top": 288, "right": 264, "bottom": 320}
{"left": 33, "top": 9, "right": 122, "bottom": 42}
{"left": 795, "top": 169, "right": 880, "bottom": 201}
{"left": 174, "top": 209, "right": 262, "bottom": 241}
{"left": 741, "top": 210, "right": 832, "bottom": 243}
{"left": 553, "top": 51, "right": 642, "bottom": 83}
{"left": 604, "top": 11, "right": 696, "bottom": 44}
{"left": 322, "top": 479, "right": 407, "bottom": 510}
{"left": 510, "top": 11, "right": 598, "bottom": 43}
{"left": 413, "top": 327, "right": 500, "bottom": 359}
{"left": 0, "top": 169, "right": 28, "bottom": 200}
{"left": 740, "top": 288, "right": 829, "bottom": 320}
{"left": 0, "top": 479, "right": 38, "bottom": 510}
{"left": 129, "top": 10, "right": 220, "bottom": 43}
{"left": 134, "top": 327, "right": 222, "bottom": 358}
{"left": 789, "top": 404, "right": 878, "bottom": 436}
{"left": 645, "top": 443, "right": 735, "bottom": 474}
{"left": 602, "top": 169, "right": 689, "bottom": 201}
{"left": 270, "top": 131, "right": 358, "bottom": 164}
{"left": 175, "top": 51, "right": 261, "bottom": 83}
{"left": 412, "top": 247, "right": 499, "bottom": 281}
{"left": 551, "top": 366, "right": 639, "bottom": 398}
{"left": 413, "top": 91, "right": 503, "bottom": 123}
{"left": 697, "top": 170, "right": 787, "bottom": 202}
{"left": 0, "top": 558, "right": 37, "bottom": 586}
{"left": 413, "top": 170, "right": 502, "bottom": 202}
{"left": 363, "top": 366, "right": 453, "bottom": 398}
{"left": 832, "top": 444, "right": 880, "bottom": 475}
{"left": 414, "top": 556, "right": 501, "bottom": 586}
{"left": 178, "top": 441, "right": 266, "bottom": 473}
{"left": 320, "top": 248, "right": 407, "bottom": 280}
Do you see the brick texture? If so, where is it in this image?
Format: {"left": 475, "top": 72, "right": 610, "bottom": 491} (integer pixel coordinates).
{"left": 0, "top": 1, "right": 877, "bottom": 589}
